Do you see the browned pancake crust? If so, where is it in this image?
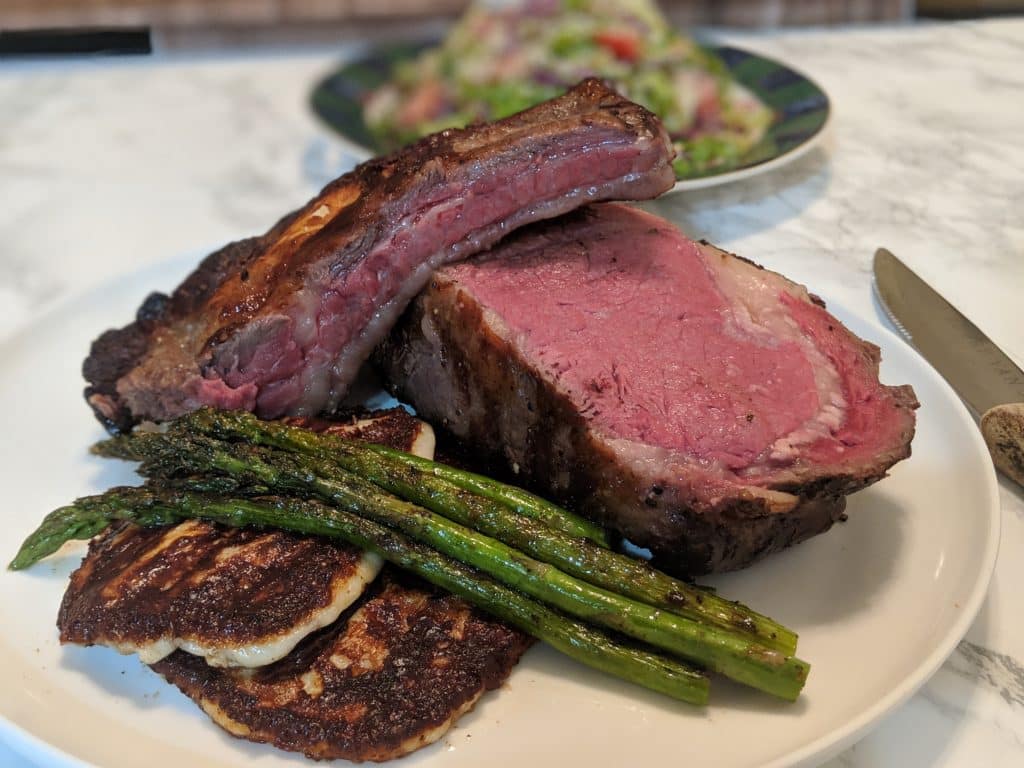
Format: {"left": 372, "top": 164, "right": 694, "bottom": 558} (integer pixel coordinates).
{"left": 152, "top": 571, "right": 531, "bottom": 762}
{"left": 58, "top": 520, "right": 372, "bottom": 659}
{"left": 58, "top": 408, "right": 426, "bottom": 662}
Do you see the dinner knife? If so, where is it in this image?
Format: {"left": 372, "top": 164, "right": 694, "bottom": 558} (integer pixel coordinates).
{"left": 873, "top": 247, "right": 1024, "bottom": 487}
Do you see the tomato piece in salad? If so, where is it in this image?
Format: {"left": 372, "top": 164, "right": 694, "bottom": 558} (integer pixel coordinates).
{"left": 593, "top": 29, "right": 641, "bottom": 62}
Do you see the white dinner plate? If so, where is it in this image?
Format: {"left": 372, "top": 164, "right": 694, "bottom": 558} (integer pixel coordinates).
{"left": 0, "top": 255, "right": 999, "bottom": 768}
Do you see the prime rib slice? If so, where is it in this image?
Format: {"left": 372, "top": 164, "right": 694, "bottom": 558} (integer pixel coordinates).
{"left": 374, "top": 203, "right": 919, "bottom": 576}
{"left": 83, "top": 79, "right": 674, "bottom": 433}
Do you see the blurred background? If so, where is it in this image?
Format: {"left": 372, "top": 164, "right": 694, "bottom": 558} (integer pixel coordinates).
{"left": 2, "top": 1, "right": 1023, "bottom": 50}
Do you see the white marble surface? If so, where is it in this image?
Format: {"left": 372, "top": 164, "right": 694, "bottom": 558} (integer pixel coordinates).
{"left": 1, "top": 16, "right": 1023, "bottom": 768}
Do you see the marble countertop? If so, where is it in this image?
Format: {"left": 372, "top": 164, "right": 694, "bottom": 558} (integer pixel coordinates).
{"left": 1, "top": 16, "right": 1022, "bottom": 768}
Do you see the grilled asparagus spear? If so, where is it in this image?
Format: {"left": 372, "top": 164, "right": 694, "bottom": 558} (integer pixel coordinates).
{"left": 181, "top": 409, "right": 796, "bottom": 655}
{"left": 91, "top": 429, "right": 809, "bottom": 701}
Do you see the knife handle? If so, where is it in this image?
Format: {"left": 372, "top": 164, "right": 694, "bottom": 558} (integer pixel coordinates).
{"left": 981, "top": 404, "right": 1024, "bottom": 488}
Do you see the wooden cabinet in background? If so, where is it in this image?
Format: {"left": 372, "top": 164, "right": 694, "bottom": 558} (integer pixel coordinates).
{"left": 1, "top": 0, "right": 919, "bottom": 50}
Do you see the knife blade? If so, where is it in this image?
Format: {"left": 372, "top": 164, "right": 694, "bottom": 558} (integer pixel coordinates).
{"left": 873, "top": 247, "right": 1024, "bottom": 486}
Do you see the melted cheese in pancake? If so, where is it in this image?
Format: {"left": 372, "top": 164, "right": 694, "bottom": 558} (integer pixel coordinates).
{"left": 60, "top": 521, "right": 382, "bottom": 667}
{"left": 59, "top": 409, "right": 434, "bottom": 668}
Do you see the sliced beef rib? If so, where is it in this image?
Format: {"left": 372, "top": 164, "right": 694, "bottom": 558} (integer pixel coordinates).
{"left": 375, "top": 203, "right": 918, "bottom": 575}
{"left": 84, "top": 80, "right": 674, "bottom": 432}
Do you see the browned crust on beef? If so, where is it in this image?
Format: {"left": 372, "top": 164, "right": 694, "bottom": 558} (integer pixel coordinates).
{"left": 83, "top": 234, "right": 279, "bottom": 432}
{"left": 374, "top": 258, "right": 917, "bottom": 577}
{"left": 83, "top": 79, "right": 673, "bottom": 433}
{"left": 151, "top": 570, "right": 532, "bottom": 762}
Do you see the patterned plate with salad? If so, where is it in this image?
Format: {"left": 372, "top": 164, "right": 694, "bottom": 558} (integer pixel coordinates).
{"left": 311, "top": 0, "right": 830, "bottom": 190}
